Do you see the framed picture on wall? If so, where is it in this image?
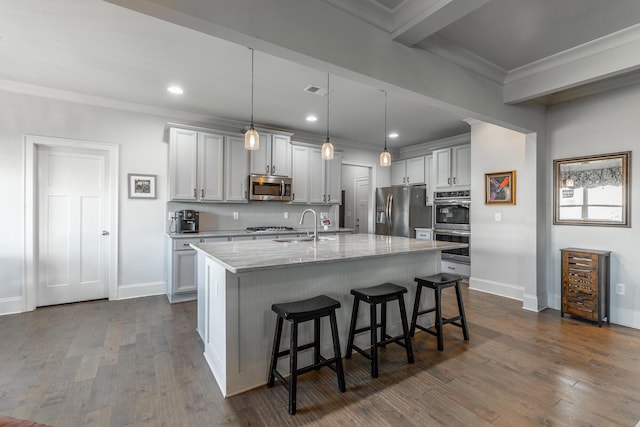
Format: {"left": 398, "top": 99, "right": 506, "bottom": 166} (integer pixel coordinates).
{"left": 128, "top": 174, "right": 157, "bottom": 199}
{"left": 485, "top": 170, "right": 516, "bottom": 205}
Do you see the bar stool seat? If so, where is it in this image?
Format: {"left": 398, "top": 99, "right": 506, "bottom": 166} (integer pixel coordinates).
{"left": 268, "top": 295, "right": 346, "bottom": 415}
{"left": 345, "top": 283, "right": 414, "bottom": 378}
{"left": 410, "top": 273, "right": 470, "bottom": 351}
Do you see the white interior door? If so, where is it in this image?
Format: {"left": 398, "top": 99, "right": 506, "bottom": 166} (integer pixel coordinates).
{"left": 355, "top": 177, "right": 370, "bottom": 234}
{"left": 37, "top": 146, "right": 109, "bottom": 306}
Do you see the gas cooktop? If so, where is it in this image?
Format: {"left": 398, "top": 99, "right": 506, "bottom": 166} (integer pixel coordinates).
{"left": 246, "top": 226, "right": 295, "bottom": 232}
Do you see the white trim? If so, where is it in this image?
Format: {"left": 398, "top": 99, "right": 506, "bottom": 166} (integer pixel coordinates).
{"left": 522, "top": 294, "right": 541, "bottom": 313}
{"left": 468, "top": 277, "right": 524, "bottom": 302}
{"left": 0, "top": 297, "right": 24, "bottom": 316}
{"left": 354, "top": 176, "right": 371, "bottom": 234}
{"left": 24, "top": 135, "right": 119, "bottom": 311}
{"left": 116, "top": 281, "right": 166, "bottom": 300}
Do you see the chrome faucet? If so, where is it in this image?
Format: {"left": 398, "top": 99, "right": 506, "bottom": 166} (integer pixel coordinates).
{"left": 299, "top": 208, "right": 318, "bottom": 243}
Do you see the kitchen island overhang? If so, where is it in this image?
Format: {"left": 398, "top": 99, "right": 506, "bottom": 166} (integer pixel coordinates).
{"left": 191, "top": 234, "right": 467, "bottom": 397}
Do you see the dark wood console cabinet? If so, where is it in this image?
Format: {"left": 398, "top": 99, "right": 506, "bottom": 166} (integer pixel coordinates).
{"left": 560, "top": 248, "right": 611, "bottom": 326}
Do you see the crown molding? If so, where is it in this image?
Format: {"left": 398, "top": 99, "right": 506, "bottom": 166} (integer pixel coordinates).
{"left": 505, "top": 23, "right": 640, "bottom": 85}
{"left": 399, "top": 132, "right": 470, "bottom": 159}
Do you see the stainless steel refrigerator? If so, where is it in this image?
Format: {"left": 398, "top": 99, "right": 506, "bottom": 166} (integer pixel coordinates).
{"left": 375, "top": 185, "right": 431, "bottom": 237}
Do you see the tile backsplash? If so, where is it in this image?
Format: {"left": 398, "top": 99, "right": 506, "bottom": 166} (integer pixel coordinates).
{"left": 167, "top": 201, "right": 338, "bottom": 232}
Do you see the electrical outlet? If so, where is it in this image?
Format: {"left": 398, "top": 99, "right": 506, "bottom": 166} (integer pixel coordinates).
{"left": 168, "top": 212, "right": 174, "bottom": 221}
{"left": 233, "top": 212, "right": 239, "bottom": 220}
{"left": 494, "top": 212, "right": 502, "bottom": 222}
{"left": 616, "top": 283, "right": 625, "bottom": 295}
{"left": 284, "top": 212, "right": 289, "bottom": 219}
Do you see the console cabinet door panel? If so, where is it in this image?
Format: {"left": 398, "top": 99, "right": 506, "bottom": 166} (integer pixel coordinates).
{"left": 225, "top": 136, "right": 249, "bottom": 202}
{"left": 271, "top": 134, "right": 291, "bottom": 177}
{"left": 291, "top": 145, "right": 310, "bottom": 203}
{"left": 198, "top": 132, "right": 224, "bottom": 201}
{"left": 325, "top": 151, "right": 342, "bottom": 204}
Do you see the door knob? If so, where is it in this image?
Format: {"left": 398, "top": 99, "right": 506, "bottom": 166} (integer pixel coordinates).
{"left": 101, "top": 231, "right": 110, "bottom": 236}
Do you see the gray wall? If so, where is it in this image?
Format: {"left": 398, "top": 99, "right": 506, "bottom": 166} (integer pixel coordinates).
{"left": 547, "top": 83, "right": 640, "bottom": 329}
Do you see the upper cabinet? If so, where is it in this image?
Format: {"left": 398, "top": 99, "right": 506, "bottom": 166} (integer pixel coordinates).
{"left": 169, "top": 127, "right": 223, "bottom": 201}
{"left": 391, "top": 157, "right": 425, "bottom": 186}
{"left": 224, "top": 135, "right": 249, "bottom": 202}
{"left": 249, "top": 132, "right": 292, "bottom": 176}
{"left": 290, "top": 143, "right": 342, "bottom": 205}
{"left": 433, "top": 145, "right": 470, "bottom": 189}
{"left": 424, "top": 154, "right": 434, "bottom": 205}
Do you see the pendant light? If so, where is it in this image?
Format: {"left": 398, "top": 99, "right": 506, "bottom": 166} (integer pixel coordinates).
{"left": 380, "top": 90, "right": 392, "bottom": 167}
{"left": 321, "top": 73, "right": 335, "bottom": 160}
{"left": 244, "top": 47, "right": 259, "bottom": 150}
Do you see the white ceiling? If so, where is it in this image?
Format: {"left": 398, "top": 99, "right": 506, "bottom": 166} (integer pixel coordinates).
{"left": 2, "top": 0, "right": 640, "bottom": 151}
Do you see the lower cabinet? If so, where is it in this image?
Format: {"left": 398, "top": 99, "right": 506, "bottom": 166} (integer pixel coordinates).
{"left": 167, "top": 236, "right": 228, "bottom": 303}
{"left": 441, "top": 260, "right": 470, "bottom": 277}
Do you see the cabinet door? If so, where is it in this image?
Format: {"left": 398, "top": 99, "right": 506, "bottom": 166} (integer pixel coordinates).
{"left": 391, "top": 161, "right": 406, "bottom": 185}
{"left": 434, "top": 148, "right": 451, "bottom": 188}
{"left": 198, "top": 132, "right": 224, "bottom": 201}
{"left": 271, "top": 134, "right": 291, "bottom": 177}
{"left": 225, "top": 136, "right": 249, "bottom": 202}
{"left": 325, "top": 151, "right": 342, "bottom": 204}
{"left": 173, "top": 250, "right": 197, "bottom": 294}
{"left": 309, "top": 148, "right": 325, "bottom": 204}
{"left": 424, "top": 155, "right": 433, "bottom": 205}
{"left": 169, "top": 128, "right": 198, "bottom": 200}
{"left": 405, "top": 157, "right": 425, "bottom": 184}
{"left": 452, "top": 145, "right": 471, "bottom": 187}
{"left": 249, "top": 133, "right": 271, "bottom": 175}
{"left": 291, "top": 145, "right": 310, "bottom": 203}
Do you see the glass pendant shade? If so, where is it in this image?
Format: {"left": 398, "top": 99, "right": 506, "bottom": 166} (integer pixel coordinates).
{"left": 245, "top": 127, "right": 259, "bottom": 150}
{"left": 321, "top": 138, "right": 334, "bottom": 160}
{"left": 380, "top": 148, "right": 392, "bottom": 166}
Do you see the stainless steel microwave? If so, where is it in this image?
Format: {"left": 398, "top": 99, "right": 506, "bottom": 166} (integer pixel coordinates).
{"left": 248, "top": 174, "right": 293, "bottom": 201}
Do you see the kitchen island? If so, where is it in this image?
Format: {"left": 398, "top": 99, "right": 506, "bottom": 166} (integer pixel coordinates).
{"left": 191, "top": 233, "right": 467, "bottom": 397}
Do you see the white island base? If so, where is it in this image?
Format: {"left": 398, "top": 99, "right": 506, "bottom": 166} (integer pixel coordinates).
{"left": 193, "top": 234, "right": 463, "bottom": 397}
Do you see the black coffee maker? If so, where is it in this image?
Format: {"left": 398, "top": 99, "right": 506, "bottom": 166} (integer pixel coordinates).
{"left": 176, "top": 210, "right": 199, "bottom": 233}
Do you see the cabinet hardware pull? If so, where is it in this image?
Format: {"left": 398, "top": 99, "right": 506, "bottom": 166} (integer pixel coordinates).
{"left": 327, "top": 194, "right": 331, "bottom": 202}
{"left": 201, "top": 189, "right": 204, "bottom": 198}
{"left": 292, "top": 193, "right": 295, "bottom": 200}
{"left": 272, "top": 165, "right": 276, "bottom": 174}
{"left": 266, "top": 165, "right": 269, "bottom": 173}
{"left": 447, "top": 178, "right": 451, "bottom": 185}
{"left": 193, "top": 188, "right": 197, "bottom": 197}
{"left": 453, "top": 177, "right": 457, "bottom": 184}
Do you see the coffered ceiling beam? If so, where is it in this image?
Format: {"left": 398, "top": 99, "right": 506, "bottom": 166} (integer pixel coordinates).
{"left": 392, "top": 0, "right": 491, "bottom": 46}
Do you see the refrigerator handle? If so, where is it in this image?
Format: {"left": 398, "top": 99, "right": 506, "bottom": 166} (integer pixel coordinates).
{"left": 387, "top": 194, "right": 393, "bottom": 228}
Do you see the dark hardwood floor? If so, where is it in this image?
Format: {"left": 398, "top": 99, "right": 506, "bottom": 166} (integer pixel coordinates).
{"left": 1, "top": 286, "right": 639, "bottom": 426}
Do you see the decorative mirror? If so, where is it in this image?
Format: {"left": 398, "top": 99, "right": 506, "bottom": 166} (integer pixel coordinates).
{"left": 554, "top": 151, "right": 631, "bottom": 227}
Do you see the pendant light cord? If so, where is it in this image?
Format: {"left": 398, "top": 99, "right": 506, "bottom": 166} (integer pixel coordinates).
{"left": 326, "top": 73, "right": 330, "bottom": 140}
{"left": 384, "top": 89, "right": 388, "bottom": 151}
{"left": 250, "top": 48, "right": 255, "bottom": 127}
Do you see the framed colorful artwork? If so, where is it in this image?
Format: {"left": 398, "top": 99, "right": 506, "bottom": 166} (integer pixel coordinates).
{"left": 485, "top": 170, "right": 516, "bottom": 205}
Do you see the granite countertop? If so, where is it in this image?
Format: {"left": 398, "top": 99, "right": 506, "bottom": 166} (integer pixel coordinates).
{"left": 191, "top": 233, "right": 467, "bottom": 273}
{"left": 166, "top": 227, "right": 354, "bottom": 239}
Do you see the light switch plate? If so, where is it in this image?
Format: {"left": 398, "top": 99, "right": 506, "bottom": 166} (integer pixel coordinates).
{"left": 494, "top": 212, "right": 502, "bottom": 222}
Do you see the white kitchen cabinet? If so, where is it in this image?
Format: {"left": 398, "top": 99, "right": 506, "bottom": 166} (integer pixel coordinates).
{"left": 224, "top": 135, "right": 249, "bottom": 202}
{"left": 166, "top": 236, "right": 200, "bottom": 303}
{"left": 169, "top": 127, "right": 224, "bottom": 201}
{"left": 249, "top": 132, "right": 292, "bottom": 176}
{"left": 291, "top": 144, "right": 341, "bottom": 205}
{"left": 169, "top": 128, "right": 224, "bottom": 201}
{"left": 291, "top": 145, "right": 311, "bottom": 203}
{"left": 415, "top": 228, "right": 432, "bottom": 240}
{"left": 424, "top": 154, "right": 434, "bottom": 205}
{"left": 433, "top": 145, "right": 470, "bottom": 189}
{"left": 391, "top": 157, "right": 425, "bottom": 185}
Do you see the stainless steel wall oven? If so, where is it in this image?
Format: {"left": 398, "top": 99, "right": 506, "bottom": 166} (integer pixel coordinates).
{"left": 433, "top": 190, "right": 470, "bottom": 263}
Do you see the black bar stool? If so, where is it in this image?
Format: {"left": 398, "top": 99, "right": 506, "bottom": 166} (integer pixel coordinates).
{"left": 410, "top": 273, "right": 470, "bottom": 351}
{"left": 345, "top": 283, "right": 414, "bottom": 378}
{"left": 268, "top": 295, "right": 346, "bottom": 415}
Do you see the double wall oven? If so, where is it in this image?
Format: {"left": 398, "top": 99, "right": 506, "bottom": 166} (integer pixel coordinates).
{"left": 433, "top": 190, "right": 470, "bottom": 263}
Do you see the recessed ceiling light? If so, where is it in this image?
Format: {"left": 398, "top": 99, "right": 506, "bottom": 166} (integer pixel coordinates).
{"left": 306, "top": 115, "right": 318, "bottom": 122}
{"left": 389, "top": 132, "right": 399, "bottom": 138}
{"left": 167, "top": 85, "right": 184, "bottom": 95}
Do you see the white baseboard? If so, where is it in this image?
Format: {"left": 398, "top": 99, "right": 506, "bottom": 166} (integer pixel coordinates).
{"left": 116, "top": 281, "right": 166, "bottom": 300}
{"left": 469, "top": 277, "right": 524, "bottom": 301}
{"left": 522, "top": 293, "right": 542, "bottom": 312}
{"left": 0, "top": 297, "right": 24, "bottom": 316}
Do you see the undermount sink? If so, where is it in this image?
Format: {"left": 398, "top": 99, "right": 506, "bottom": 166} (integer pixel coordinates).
{"left": 272, "top": 237, "right": 314, "bottom": 243}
